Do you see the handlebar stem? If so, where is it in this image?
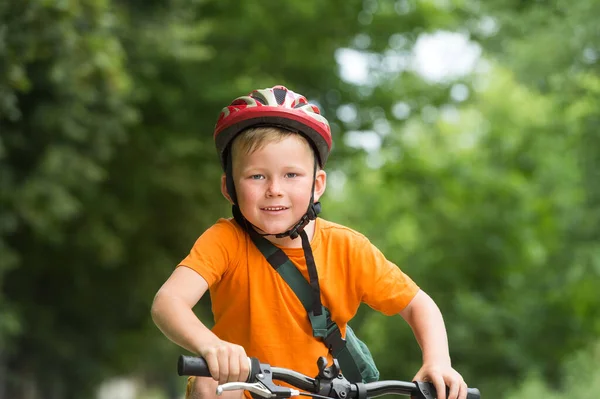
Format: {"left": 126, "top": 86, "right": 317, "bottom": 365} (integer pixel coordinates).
{"left": 312, "top": 357, "right": 354, "bottom": 399}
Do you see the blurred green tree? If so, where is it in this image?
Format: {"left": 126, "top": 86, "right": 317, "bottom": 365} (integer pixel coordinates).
{"left": 2, "top": 0, "right": 599, "bottom": 398}
{"left": 322, "top": 0, "right": 600, "bottom": 396}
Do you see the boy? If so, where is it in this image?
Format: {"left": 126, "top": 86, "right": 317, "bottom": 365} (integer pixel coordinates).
{"left": 151, "top": 86, "right": 468, "bottom": 399}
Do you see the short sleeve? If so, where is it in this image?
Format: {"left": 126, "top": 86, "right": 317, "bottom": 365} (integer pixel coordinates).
{"left": 353, "top": 236, "right": 420, "bottom": 315}
{"left": 178, "top": 219, "right": 243, "bottom": 287}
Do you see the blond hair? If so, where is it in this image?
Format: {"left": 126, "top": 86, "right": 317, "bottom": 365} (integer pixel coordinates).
{"left": 230, "top": 126, "right": 316, "bottom": 165}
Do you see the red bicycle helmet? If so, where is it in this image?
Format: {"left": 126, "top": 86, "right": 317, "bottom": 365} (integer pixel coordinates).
{"left": 214, "top": 85, "right": 332, "bottom": 169}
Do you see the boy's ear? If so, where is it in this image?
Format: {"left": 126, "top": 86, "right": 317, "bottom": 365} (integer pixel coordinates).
{"left": 220, "top": 174, "right": 234, "bottom": 204}
{"left": 313, "top": 169, "right": 327, "bottom": 202}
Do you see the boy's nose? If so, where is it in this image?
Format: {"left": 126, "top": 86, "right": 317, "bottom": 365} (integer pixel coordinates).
{"left": 266, "top": 179, "right": 283, "bottom": 197}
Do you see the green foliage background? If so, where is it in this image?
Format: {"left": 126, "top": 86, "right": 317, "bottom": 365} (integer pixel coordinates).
{"left": 1, "top": 0, "right": 599, "bottom": 398}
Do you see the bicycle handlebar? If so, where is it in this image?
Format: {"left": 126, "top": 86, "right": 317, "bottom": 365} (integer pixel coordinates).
{"left": 178, "top": 355, "right": 481, "bottom": 399}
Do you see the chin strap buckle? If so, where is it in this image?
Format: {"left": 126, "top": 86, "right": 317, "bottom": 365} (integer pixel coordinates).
{"left": 275, "top": 202, "right": 321, "bottom": 239}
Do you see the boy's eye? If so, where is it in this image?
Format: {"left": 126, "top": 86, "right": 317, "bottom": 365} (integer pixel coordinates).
{"left": 250, "top": 174, "right": 265, "bottom": 180}
{"left": 285, "top": 173, "right": 298, "bottom": 178}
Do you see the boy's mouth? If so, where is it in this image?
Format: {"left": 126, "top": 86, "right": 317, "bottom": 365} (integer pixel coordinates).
{"left": 261, "top": 206, "right": 289, "bottom": 211}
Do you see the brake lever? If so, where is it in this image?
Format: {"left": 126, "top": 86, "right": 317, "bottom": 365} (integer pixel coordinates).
{"left": 217, "top": 382, "right": 272, "bottom": 398}
{"left": 216, "top": 381, "right": 300, "bottom": 398}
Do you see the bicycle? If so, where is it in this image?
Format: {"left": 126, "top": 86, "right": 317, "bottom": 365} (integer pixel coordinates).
{"left": 178, "top": 355, "right": 481, "bottom": 399}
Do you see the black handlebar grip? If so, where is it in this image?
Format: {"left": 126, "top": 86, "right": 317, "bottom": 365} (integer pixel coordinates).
{"left": 420, "top": 382, "right": 482, "bottom": 399}
{"left": 177, "top": 355, "right": 211, "bottom": 377}
{"left": 177, "top": 355, "right": 262, "bottom": 381}
{"left": 467, "top": 387, "right": 481, "bottom": 399}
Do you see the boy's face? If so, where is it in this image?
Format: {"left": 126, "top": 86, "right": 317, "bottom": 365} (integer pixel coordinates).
{"left": 221, "top": 135, "right": 326, "bottom": 235}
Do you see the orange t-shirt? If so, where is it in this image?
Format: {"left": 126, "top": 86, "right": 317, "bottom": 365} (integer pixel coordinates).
{"left": 179, "top": 217, "right": 419, "bottom": 378}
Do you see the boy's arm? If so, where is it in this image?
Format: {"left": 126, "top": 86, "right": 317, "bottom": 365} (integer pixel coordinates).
{"left": 151, "top": 266, "right": 216, "bottom": 354}
{"left": 399, "top": 290, "right": 467, "bottom": 399}
{"left": 399, "top": 289, "right": 451, "bottom": 366}
{"left": 151, "top": 266, "right": 248, "bottom": 383}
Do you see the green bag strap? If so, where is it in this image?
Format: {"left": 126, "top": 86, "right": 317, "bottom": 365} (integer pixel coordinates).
{"left": 248, "top": 229, "right": 363, "bottom": 383}
{"left": 250, "top": 232, "right": 315, "bottom": 313}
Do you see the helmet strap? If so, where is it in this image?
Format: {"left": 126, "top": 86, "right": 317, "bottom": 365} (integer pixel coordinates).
{"left": 225, "top": 149, "right": 252, "bottom": 232}
{"left": 225, "top": 150, "right": 238, "bottom": 205}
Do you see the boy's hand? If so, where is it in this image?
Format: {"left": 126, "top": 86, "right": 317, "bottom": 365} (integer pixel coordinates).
{"left": 413, "top": 363, "right": 467, "bottom": 399}
{"left": 200, "top": 339, "right": 250, "bottom": 384}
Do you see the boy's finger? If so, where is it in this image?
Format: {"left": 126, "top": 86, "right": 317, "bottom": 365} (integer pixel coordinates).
{"left": 447, "top": 380, "right": 459, "bottom": 399}
{"left": 433, "top": 377, "right": 447, "bottom": 399}
{"left": 228, "top": 354, "right": 240, "bottom": 383}
{"left": 239, "top": 352, "right": 250, "bottom": 382}
{"left": 459, "top": 381, "right": 468, "bottom": 399}
{"left": 204, "top": 352, "right": 220, "bottom": 381}
{"left": 217, "top": 353, "right": 229, "bottom": 384}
